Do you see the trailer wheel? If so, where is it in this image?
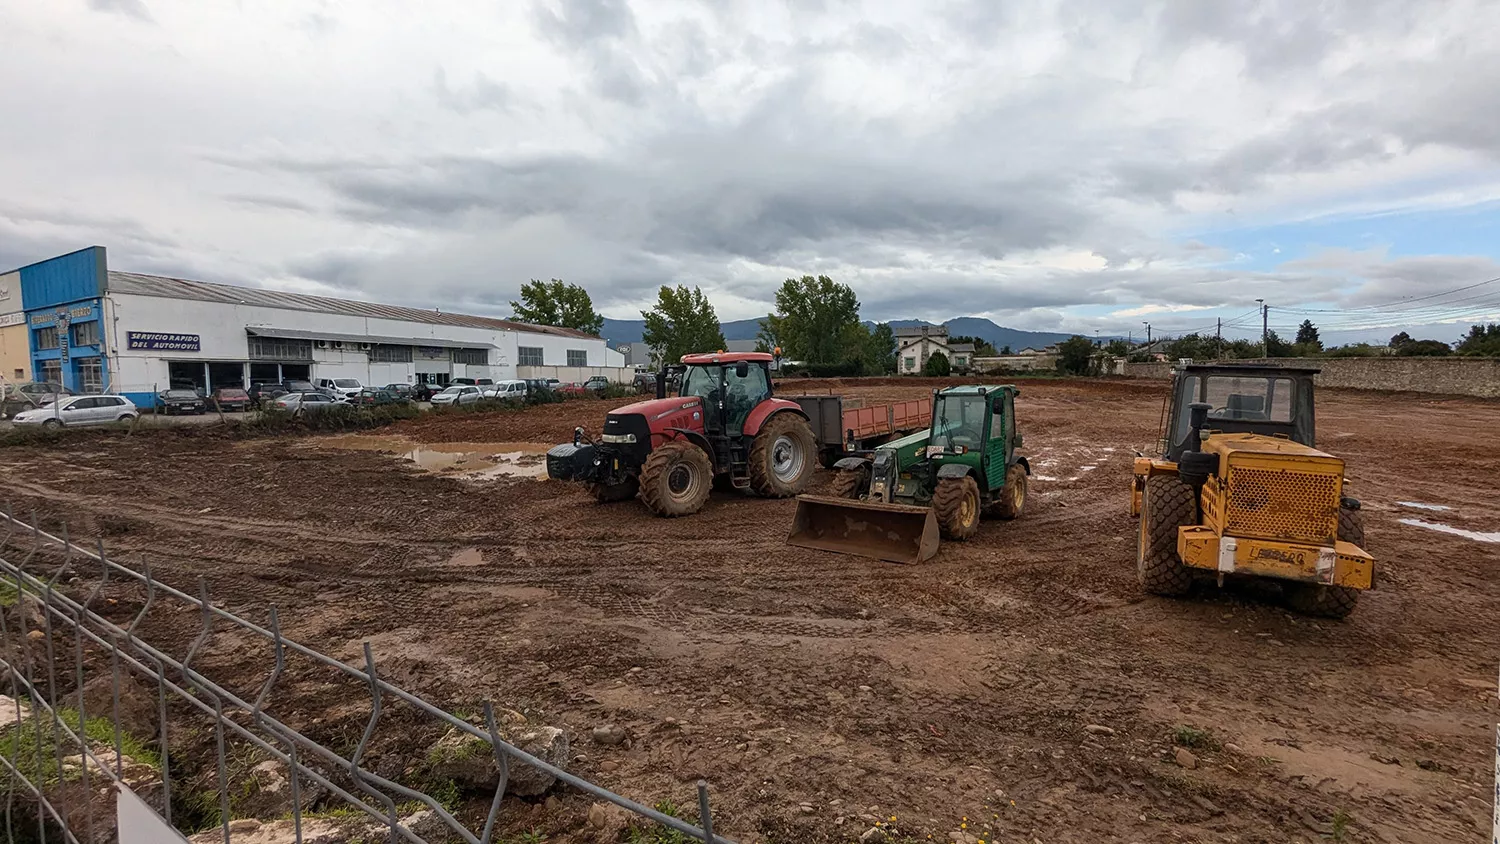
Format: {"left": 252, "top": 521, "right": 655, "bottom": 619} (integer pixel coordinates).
{"left": 1138, "top": 475, "right": 1195, "bottom": 596}
{"left": 589, "top": 476, "right": 639, "bottom": 503}
{"left": 748, "top": 413, "right": 817, "bottom": 497}
{"left": 934, "top": 476, "right": 981, "bottom": 540}
{"left": 829, "top": 467, "right": 868, "bottom": 500}
{"left": 639, "top": 442, "right": 712, "bottom": 517}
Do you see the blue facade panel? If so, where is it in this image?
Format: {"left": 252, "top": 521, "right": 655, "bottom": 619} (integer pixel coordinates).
{"left": 17, "top": 246, "right": 106, "bottom": 310}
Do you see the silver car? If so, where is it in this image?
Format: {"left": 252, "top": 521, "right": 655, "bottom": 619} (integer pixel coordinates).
{"left": 270, "top": 391, "right": 347, "bottom": 416}
{"left": 430, "top": 385, "right": 482, "bottom": 406}
{"left": 11, "top": 395, "right": 139, "bottom": 428}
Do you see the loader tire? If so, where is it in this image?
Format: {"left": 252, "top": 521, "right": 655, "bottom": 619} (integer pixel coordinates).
{"left": 639, "top": 442, "right": 712, "bottom": 517}
{"left": 1284, "top": 504, "right": 1365, "bottom": 619}
{"left": 830, "top": 467, "right": 868, "bottom": 500}
{"left": 589, "top": 476, "right": 639, "bottom": 503}
{"left": 748, "top": 413, "right": 817, "bottom": 498}
{"left": 1286, "top": 583, "right": 1359, "bottom": 619}
{"left": 991, "top": 463, "right": 1028, "bottom": 520}
{"left": 934, "top": 476, "right": 981, "bottom": 540}
{"left": 1138, "top": 475, "right": 1196, "bottom": 596}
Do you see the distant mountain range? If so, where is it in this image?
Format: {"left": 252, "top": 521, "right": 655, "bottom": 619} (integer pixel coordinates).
{"left": 601, "top": 316, "right": 1080, "bottom": 352}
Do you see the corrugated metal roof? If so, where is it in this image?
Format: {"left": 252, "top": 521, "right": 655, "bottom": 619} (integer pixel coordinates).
{"left": 105, "top": 271, "right": 600, "bottom": 339}
{"left": 246, "top": 327, "right": 495, "bottom": 349}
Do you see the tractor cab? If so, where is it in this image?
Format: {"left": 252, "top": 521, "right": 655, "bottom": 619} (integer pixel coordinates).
{"left": 673, "top": 353, "right": 774, "bottom": 437}
{"left": 1161, "top": 364, "right": 1318, "bottom": 460}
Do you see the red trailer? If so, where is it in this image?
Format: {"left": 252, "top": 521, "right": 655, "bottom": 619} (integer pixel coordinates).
{"left": 790, "top": 395, "right": 934, "bottom": 468}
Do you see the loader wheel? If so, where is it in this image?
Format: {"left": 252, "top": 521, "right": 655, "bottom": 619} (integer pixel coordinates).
{"left": 830, "top": 467, "right": 868, "bottom": 500}
{"left": 992, "top": 463, "right": 1028, "bottom": 520}
{"left": 639, "top": 442, "right": 712, "bottom": 517}
{"left": 589, "top": 476, "right": 639, "bottom": 503}
{"left": 1338, "top": 506, "right": 1365, "bottom": 546}
{"left": 1286, "top": 583, "right": 1359, "bottom": 619}
{"left": 934, "top": 476, "right": 981, "bottom": 540}
{"left": 748, "top": 414, "right": 817, "bottom": 497}
{"left": 1138, "top": 475, "right": 1196, "bottom": 596}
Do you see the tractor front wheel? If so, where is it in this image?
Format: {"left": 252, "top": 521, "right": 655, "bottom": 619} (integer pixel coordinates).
{"left": 1138, "top": 475, "right": 1196, "bottom": 596}
{"left": 639, "top": 442, "right": 712, "bottom": 517}
{"left": 748, "top": 414, "right": 817, "bottom": 497}
{"left": 1287, "top": 505, "right": 1365, "bottom": 619}
{"left": 829, "top": 466, "right": 868, "bottom": 500}
{"left": 589, "top": 476, "right": 639, "bottom": 503}
{"left": 934, "top": 476, "right": 981, "bottom": 540}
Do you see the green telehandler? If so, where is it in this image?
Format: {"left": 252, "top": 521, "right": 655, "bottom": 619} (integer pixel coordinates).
{"left": 787, "top": 385, "right": 1029, "bottom": 563}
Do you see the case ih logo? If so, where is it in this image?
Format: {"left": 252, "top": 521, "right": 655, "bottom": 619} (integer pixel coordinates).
{"left": 127, "top": 332, "right": 201, "bottom": 351}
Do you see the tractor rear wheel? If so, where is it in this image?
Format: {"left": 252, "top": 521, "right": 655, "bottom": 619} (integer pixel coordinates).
{"left": 991, "top": 463, "right": 1028, "bottom": 520}
{"left": 1138, "top": 475, "right": 1196, "bottom": 596}
{"left": 639, "top": 442, "right": 712, "bottom": 517}
{"left": 748, "top": 414, "right": 817, "bottom": 497}
{"left": 830, "top": 466, "right": 868, "bottom": 500}
{"left": 589, "top": 476, "right": 639, "bottom": 503}
{"left": 934, "top": 476, "right": 981, "bottom": 540}
{"left": 1287, "top": 505, "right": 1365, "bottom": 619}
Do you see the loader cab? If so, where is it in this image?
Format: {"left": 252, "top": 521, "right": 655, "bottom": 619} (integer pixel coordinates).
{"left": 1163, "top": 364, "right": 1318, "bottom": 461}
{"left": 927, "top": 386, "right": 1019, "bottom": 477}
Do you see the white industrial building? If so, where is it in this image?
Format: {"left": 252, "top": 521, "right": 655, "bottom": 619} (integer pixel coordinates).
{"left": 9, "top": 247, "right": 626, "bottom": 406}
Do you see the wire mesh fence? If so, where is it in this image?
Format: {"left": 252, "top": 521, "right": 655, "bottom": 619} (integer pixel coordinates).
{"left": 0, "top": 505, "right": 734, "bottom": 843}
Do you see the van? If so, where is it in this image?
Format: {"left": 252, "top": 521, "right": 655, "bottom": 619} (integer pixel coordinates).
{"left": 486, "top": 379, "right": 528, "bottom": 401}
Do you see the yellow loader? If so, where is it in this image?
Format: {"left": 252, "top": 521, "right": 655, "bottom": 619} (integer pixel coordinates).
{"left": 1130, "top": 364, "right": 1374, "bottom": 618}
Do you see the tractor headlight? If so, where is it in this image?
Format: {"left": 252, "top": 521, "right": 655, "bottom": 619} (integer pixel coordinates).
{"left": 601, "top": 433, "right": 637, "bottom": 444}
{"left": 573, "top": 426, "right": 585, "bottom": 446}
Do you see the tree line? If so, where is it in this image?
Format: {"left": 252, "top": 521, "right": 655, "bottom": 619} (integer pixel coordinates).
{"left": 509, "top": 275, "right": 905, "bottom": 374}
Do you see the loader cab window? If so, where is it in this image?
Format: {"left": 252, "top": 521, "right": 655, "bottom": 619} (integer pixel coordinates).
{"left": 1168, "top": 372, "right": 1311, "bottom": 459}
{"left": 1203, "top": 377, "right": 1293, "bottom": 423}
{"left": 932, "top": 394, "right": 987, "bottom": 448}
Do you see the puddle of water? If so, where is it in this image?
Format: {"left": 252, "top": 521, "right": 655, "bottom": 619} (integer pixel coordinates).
{"left": 312, "top": 435, "right": 549, "bottom": 481}
{"left": 1397, "top": 501, "right": 1452, "bottom": 512}
{"left": 1398, "top": 519, "right": 1500, "bottom": 544}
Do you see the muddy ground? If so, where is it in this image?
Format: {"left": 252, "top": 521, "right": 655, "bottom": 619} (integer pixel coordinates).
{"left": 2, "top": 377, "right": 1496, "bottom": 843}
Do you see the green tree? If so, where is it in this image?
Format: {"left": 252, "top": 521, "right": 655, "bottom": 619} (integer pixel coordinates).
{"left": 1388, "top": 331, "right": 1413, "bottom": 348}
{"left": 922, "top": 350, "right": 951, "bottom": 376}
{"left": 1456, "top": 323, "right": 1500, "bottom": 356}
{"left": 769, "top": 275, "right": 862, "bottom": 364}
{"left": 1103, "top": 339, "right": 1131, "bottom": 358}
{"left": 754, "top": 316, "right": 783, "bottom": 355}
{"left": 509, "top": 278, "right": 604, "bottom": 335}
{"left": 1264, "top": 330, "right": 1293, "bottom": 357}
{"left": 1294, "top": 320, "right": 1322, "bottom": 350}
{"left": 867, "top": 323, "right": 897, "bottom": 374}
{"left": 641, "top": 285, "right": 726, "bottom": 367}
{"left": 999, "top": 345, "right": 1013, "bottom": 355}
{"left": 1396, "top": 339, "right": 1452, "bottom": 356}
{"left": 1055, "top": 335, "right": 1096, "bottom": 375}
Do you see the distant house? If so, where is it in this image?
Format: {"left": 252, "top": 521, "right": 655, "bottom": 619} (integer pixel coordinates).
{"left": 1017, "top": 347, "right": 1044, "bottom": 356}
{"left": 895, "top": 325, "right": 950, "bottom": 375}
{"left": 948, "top": 342, "right": 975, "bottom": 372}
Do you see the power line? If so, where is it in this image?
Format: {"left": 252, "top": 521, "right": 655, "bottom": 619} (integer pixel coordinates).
{"left": 1275, "top": 275, "right": 1500, "bottom": 315}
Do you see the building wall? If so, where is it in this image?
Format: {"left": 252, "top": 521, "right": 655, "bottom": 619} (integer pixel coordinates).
{"left": 0, "top": 270, "right": 25, "bottom": 383}
{"left": 898, "top": 337, "right": 950, "bottom": 374}
{"left": 1118, "top": 357, "right": 1500, "bottom": 399}
{"left": 974, "top": 354, "right": 1059, "bottom": 372}
{"left": 16, "top": 248, "right": 109, "bottom": 392}
{"left": 516, "top": 365, "right": 635, "bottom": 383}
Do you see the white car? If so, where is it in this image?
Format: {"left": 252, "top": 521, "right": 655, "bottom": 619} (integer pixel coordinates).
{"left": 270, "top": 392, "right": 346, "bottom": 415}
{"left": 317, "top": 378, "right": 365, "bottom": 399}
{"left": 483, "top": 379, "right": 528, "bottom": 401}
{"left": 12, "top": 395, "right": 139, "bottom": 428}
{"left": 430, "top": 385, "right": 482, "bottom": 406}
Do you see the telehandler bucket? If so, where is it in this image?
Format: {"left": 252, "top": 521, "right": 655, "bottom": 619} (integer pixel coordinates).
{"left": 787, "top": 495, "right": 941, "bottom": 564}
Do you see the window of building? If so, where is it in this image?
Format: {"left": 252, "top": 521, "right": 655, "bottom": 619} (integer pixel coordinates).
{"left": 370, "top": 344, "right": 413, "bottom": 363}
{"left": 518, "top": 346, "right": 544, "bottom": 366}
{"left": 566, "top": 349, "right": 588, "bottom": 367}
{"left": 35, "top": 326, "right": 59, "bottom": 350}
{"left": 904, "top": 356, "right": 916, "bottom": 371}
{"left": 70, "top": 321, "right": 100, "bottom": 347}
{"left": 451, "top": 347, "right": 488, "bottom": 365}
{"left": 78, "top": 358, "right": 103, "bottom": 393}
{"left": 39, "top": 361, "right": 62, "bottom": 384}
{"left": 248, "top": 336, "right": 313, "bottom": 361}
{"left": 12, "top": 369, "right": 22, "bottom": 381}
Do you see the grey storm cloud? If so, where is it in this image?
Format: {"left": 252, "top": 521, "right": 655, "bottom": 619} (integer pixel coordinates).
{"left": 4, "top": 0, "right": 1500, "bottom": 332}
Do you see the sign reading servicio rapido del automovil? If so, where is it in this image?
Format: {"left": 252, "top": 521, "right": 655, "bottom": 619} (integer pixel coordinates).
{"left": 126, "top": 332, "right": 201, "bottom": 352}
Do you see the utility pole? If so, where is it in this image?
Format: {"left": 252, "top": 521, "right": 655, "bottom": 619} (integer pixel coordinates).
{"left": 1216, "top": 318, "right": 1222, "bottom": 360}
{"left": 1256, "top": 298, "right": 1268, "bottom": 357}
{"left": 1143, "top": 321, "right": 1151, "bottom": 346}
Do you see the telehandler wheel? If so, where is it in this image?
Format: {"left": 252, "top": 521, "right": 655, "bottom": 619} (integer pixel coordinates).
{"left": 589, "top": 476, "right": 639, "bottom": 503}
{"left": 991, "top": 463, "right": 1028, "bottom": 520}
{"left": 935, "top": 476, "right": 981, "bottom": 540}
{"left": 830, "top": 467, "right": 868, "bottom": 500}
{"left": 1138, "top": 475, "right": 1196, "bottom": 596}
{"left": 1338, "top": 506, "right": 1365, "bottom": 546}
{"left": 748, "top": 414, "right": 817, "bottom": 497}
{"left": 639, "top": 442, "right": 713, "bottom": 517}
{"left": 1286, "top": 583, "right": 1359, "bottom": 619}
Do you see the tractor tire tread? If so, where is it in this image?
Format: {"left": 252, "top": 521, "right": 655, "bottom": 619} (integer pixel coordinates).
{"left": 1138, "top": 475, "right": 1196, "bottom": 596}
{"left": 994, "top": 463, "right": 1027, "bottom": 520}
{"left": 747, "top": 413, "right": 817, "bottom": 498}
{"left": 638, "top": 442, "right": 712, "bottom": 517}
{"left": 830, "top": 468, "right": 866, "bottom": 500}
{"left": 589, "top": 476, "right": 639, "bottom": 503}
{"left": 934, "top": 476, "right": 981, "bottom": 540}
{"left": 1286, "top": 583, "right": 1359, "bottom": 619}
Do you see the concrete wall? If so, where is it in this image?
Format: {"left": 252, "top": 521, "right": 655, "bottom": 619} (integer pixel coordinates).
{"left": 1119, "top": 357, "right": 1500, "bottom": 398}
{"left": 975, "top": 354, "right": 1059, "bottom": 372}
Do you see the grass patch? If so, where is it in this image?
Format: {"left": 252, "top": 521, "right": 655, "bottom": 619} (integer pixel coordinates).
{"left": 1172, "top": 725, "right": 1220, "bottom": 751}
{"left": 0, "top": 704, "right": 161, "bottom": 786}
{"left": 626, "top": 799, "right": 697, "bottom": 844}
{"left": 1330, "top": 809, "right": 1352, "bottom": 842}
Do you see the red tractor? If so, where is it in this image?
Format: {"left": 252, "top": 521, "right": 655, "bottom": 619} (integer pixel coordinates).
{"left": 546, "top": 352, "right": 818, "bottom": 516}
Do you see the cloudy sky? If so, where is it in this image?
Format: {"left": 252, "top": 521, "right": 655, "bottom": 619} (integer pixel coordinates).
{"left": 4, "top": 0, "right": 1500, "bottom": 344}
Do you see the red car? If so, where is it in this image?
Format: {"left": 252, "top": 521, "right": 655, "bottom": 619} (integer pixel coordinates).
{"left": 556, "top": 382, "right": 588, "bottom": 396}
{"left": 211, "top": 388, "right": 251, "bottom": 412}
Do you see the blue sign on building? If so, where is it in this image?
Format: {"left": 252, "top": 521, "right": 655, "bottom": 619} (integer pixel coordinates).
{"left": 17, "top": 246, "right": 109, "bottom": 392}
